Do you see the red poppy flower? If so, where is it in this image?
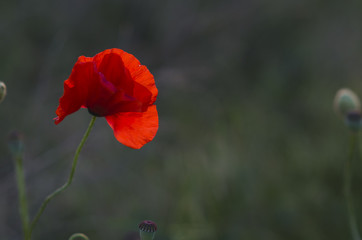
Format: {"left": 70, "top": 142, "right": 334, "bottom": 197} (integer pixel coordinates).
{"left": 55, "top": 48, "right": 158, "bottom": 149}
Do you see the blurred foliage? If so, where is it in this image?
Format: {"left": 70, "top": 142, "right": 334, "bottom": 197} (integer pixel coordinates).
{"left": 2, "top": 0, "right": 362, "bottom": 239}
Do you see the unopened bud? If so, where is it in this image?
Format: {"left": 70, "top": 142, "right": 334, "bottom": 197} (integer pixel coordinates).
{"left": 68, "top": 233, "right": 90, "bottom": 240}
{"left": 8, "top": 131, "right": 24, "bottom": 157}
{"left": 139, "top": 220, "right": 157, "bottom": 240}
{"left": 334, "top": 88, "right": 361, "bottom": 116}
{"left": 0, "top": 81, "right": 6, "bottom": 103}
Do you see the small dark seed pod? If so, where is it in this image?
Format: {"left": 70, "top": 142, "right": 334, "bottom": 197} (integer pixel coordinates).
{"left": 139, "top": 220, "right": 157, "bottom": 233}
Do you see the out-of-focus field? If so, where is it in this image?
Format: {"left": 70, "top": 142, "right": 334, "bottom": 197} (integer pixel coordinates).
{"left": 2, "top": 0, "right": 362, "bottom": 239}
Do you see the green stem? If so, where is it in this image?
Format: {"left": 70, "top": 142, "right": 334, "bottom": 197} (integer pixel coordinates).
{"left": 140, "top": 231, "right": 156, "bottom": 240}
{"left": 345, "top": 132, "right": 361, "bottom": 240}
{"left": 14, "top": 153, "right": 30, "bottom": 240}
{"left": 29, "top": 116, "right": 97, "bottom": 238}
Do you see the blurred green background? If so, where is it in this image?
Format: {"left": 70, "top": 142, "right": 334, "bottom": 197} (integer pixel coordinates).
{"left": 2, "top": 0, "right": 362, "bottom": 239}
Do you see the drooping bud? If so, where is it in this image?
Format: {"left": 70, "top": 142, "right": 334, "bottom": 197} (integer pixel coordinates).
{"left": 139, "top": 220, "right": 157, "bottom": 240}
{"left": 8, "top": 131, "right": 24, "bottom": 158}
{"left": 334, "top": 88, "right": 361, "bottom": 116}
{"left": 0, "top": 81, "right": 6, "bottom": 103}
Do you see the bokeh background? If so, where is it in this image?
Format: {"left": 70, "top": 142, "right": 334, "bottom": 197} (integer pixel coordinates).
{"left": 2, "top": 0, "right": 362, "bottom": 239}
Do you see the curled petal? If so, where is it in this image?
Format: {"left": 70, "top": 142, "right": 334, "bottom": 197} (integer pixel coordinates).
{"left": 55, "top": 57, "right": 95, "bottom": 124}
{"left": 120, "top": 50, "right": 158, "bottom": 104}
{"left": 94, "top": 49, "right": 158, "bottom": 104}
{"left": 105, "top": 105, "right": 158, "bottom": 149}
{"left": 94, "top": 49, "right": 134, "bottom": 93}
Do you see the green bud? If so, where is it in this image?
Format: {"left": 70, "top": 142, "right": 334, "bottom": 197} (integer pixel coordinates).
{"left": 139, "top": 220, "right": 157, "bottom": 240}
{"left": 68, "top": 233, "right": 90, "bottom": 240}
{"left": 334, "top": 88, "right": 361, "bottom": 116}
{"left": 0, "top": 81, "right": 6, "bottom": 103}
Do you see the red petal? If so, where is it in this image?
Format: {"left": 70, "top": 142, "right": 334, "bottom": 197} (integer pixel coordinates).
{"left": 102, "top": 90, "right": 146, "bottom": 114}
{"left": 131, "top": 64, "right": 158, "bottom": 104}
{"left": 94, "top": 49, "right": 158, "bottom": 105}
{"left": 55, "top": 55, "right": 121, "bottom": 122}
{"left": 94, "top": 49, "right": 134, "bottom": 93}
{"left": 85, "top": 71, "right": 118, "bottom": 116}
{"left": 55, "top": 56, "right": 94, "bottom": 124}
{"left": 119, "top": 50, "right": 158, "bottom": 104}
{"left": 105, "top": 105, "right": 158, "bottom": 149}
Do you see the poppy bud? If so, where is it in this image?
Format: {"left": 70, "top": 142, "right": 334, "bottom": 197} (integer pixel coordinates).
{"left": 8, "top": 131, "right": 24, "bottom": 157}
{"left": 334, "top": 88, "right": 362, "bottom": 131}
{"left": 334, "top": 88, "right": 361, "bottom": 116}
{"left": 0, "top": 81, "right": 6, "bottom": 103}
{"left": 68, "top": 233, "right": 90, "bottom": 240}
{"left": 139, "top": 220, "right": 157, "bottom": 240}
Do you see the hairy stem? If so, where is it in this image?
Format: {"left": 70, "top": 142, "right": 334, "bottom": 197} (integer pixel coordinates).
{"left": 14, "top": 153, "right": 30, "bottom": 240}
{"left": 29, "top": 116, "right": 96, "bottom": 238}
{"left": 345, "top": 132, "right": 361, "bottom": 240}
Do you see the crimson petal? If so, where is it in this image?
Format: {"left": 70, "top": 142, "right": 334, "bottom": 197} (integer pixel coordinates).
{"left": 55, "top": 56, "right": 94, "bottom": 124}
{"left": 105, "top": 105, "right": 158, "bottom": 149}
